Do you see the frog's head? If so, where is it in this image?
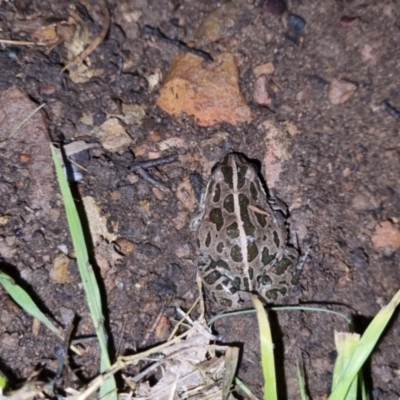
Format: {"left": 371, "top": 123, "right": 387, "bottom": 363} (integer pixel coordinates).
{"left": 211, "top": 153, "right": 260, "bottom": 190}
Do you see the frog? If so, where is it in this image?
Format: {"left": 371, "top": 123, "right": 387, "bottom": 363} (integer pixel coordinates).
{"left": 192, "top": 153, "right": 300, "bottom": 310}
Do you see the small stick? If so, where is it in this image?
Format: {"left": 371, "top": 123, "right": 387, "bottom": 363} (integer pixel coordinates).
{"left": 61, "top": 0, "right": 110, "bottom": 72}
{"left": 144, "top": 25, "right": 213, "bottom": 62}
{"left": 130, "top": 154, "right": 177, "bottom": 171}
{"left": 135, "top": 167, "right": 170, "bottom": 193}
{"left": 382, "top": 100, "right": 400, "bottom": 123}
{"left": 139, "top": 308, "right": 164, "bottom": 348}
{"left": 131, "top": 154, "right": 178, "bottom": 192}
{"left": 0, "top": 39, "right": 46, "bottom": 46}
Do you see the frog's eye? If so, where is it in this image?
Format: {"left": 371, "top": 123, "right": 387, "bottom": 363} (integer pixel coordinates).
{"left": 245, "top": 165, "right": 257, "bottom": 180}
{"left": 213, "top": 167, "right": 225, "bottom": 182}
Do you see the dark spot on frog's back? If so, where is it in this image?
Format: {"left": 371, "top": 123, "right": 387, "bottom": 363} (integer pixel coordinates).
{"left": 243, "top": 276, "right": 250, "bottom": 291}
{"left": 266, "top": 287, "right": 287, "bottom": 301}
{"left": 221, "top": 166, "right": 233, "bottom": 188}
{"left": 230, "top": 245, "right": 243, "bottom": 262}
{"left": 203, "top": 270, "right": 222, "bottom": 285}
{"left": 255, "top": 210, "right": 267, "bottom": 227}
{"left": 231, "top": 277, "right": 241, "bottom": 291}
{"left": 213, "top": 182, "right": 221, "bottom": 203}
{"left": 205, "top": 258, "right": 230, "bottom": 273}
{"left": 219, "top": 297, "right": 233, "bottom": 308}
{"left": 257, "top": 274, "right": 272, "bottom": 286}
{"left": 247, "top": 241, "right": 259, "bottom": 262}
{"left": 248, "top": 267, "right": 254, "bottom": 279}
{"left": 239, "top": 194, "right": 255, "bottom": 235}
{"left": 217, "top": 242, "right": 224, "bottom": 253}
{"left": 275, "top": 257, "right": 293, "bottom": 275}
{"left": 237, "top": 164, "right": 248, "bottom": 189}
{"left": 209, "top": 208, "right": 224, "bottom": 231}
{"left": 223, "top": 194, "right": 234, "bottom": 213}
{"left": 262, "top": 247, "right": 276, "bottom": 265}
{"left": 226, "top": 222, "right": 240, "bottom": 239}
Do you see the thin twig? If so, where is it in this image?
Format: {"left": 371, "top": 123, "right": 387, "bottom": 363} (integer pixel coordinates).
{"left": 382, "top": 100, "right": 400, "bottom": 123}
{"left": 0, "top": 39, "right": 47, "bottom": 46}
{"left": 61, "top": 0, "right": 110, "bottom": 72}
{"left": 168, "top": 297, "right": 200, "bottom": 341}
{"left": 139, "top": 308, "right": 164, "bottom": 348}
{"left": 144, "top": 25, "right": 213, "bottom": 62}
{"left": 130, "top": 154, "right": 178, "bottom": 192}
{"left": 135, "top": 167, "right": 171, "bottom": 193}
{"left": 130, "top": 155, "right": 178, "bottom": 171}
{"left": 131, "top": 357, "right": 164, "bottom": 384}
{"left": 3, "top": 103, "right": 46, "bottom": 143}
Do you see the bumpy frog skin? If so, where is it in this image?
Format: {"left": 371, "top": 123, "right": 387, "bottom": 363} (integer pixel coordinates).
{"left": 193, "top": 153, "right": 299, "bottom": 309}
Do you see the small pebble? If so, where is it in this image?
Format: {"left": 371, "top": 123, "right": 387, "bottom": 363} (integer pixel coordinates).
{"left": 328, "top": 78, "right": 357, "bottom": 104}
{"left": 308, "top": 75, "right": 328, "bottom": 92}
{"left": 253, "top": 62, "right": 275, "bottom": 77}
{"left": 253, "top": 75, "right": 273, "bottom": 106}
{"left": 57, "top": 244, "right": 69, "bottom": 254}
{"left": 115, "top": 238, "right": 135, "bottom": 255}
{"left": 287, "top": 13, "right": 306, "bottom": 43}
{"left": 19, "top": 154, "right": 31, "bottom": 162}
{"left": 371, "top": 220, "right": 400, "bottom": 254}
{"left": 50, "top": 254, "right": 72, "bottom": 284}
{"left": 351, "top": 193, "right": 379, "bottom": 211}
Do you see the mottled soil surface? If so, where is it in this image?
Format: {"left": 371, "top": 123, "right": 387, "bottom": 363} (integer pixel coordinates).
{"left": 1, "top": 0, "right": 400, "bottom": 398}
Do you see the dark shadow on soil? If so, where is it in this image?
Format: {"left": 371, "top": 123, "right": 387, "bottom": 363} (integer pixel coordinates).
{"left": 268, "top": 310, "right": 288, "bottom": 399}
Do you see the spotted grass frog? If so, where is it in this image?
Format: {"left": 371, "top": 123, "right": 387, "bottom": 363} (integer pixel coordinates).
{"left": 193, "top": 153, "right": 300, "bottom": 309}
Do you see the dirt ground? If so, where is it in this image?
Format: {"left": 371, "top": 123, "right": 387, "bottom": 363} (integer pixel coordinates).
{"left": 1, "top": 0, "right": 400, "bottom": 398}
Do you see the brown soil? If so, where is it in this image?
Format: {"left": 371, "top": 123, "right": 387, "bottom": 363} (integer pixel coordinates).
{"left": 0, "top": 0, "right": 400, "bottom": 398}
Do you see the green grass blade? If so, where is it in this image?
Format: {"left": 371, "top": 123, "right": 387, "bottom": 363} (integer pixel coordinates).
{"left": 51, "top": 145, "right": 117, "bottom": 400}
{"left": 0, "top": 370, "right": 7, "bottom": 390}
{"left": 329, "top": 289, "right": 400, "bottom": 400}
{"left": 0, "top": 272, "right": 61, "bottom": 338}
{"left": 332, "top": 332, "right": 359, "bottom": 400}
{"left": 359, "top": 371, "right": 367, "bottom": 400}
{"left": 296, "top": 362, "right": 307, "bottom": 400}
{"left": 207, "top": 305, "right": 352, "bottom": 327}
{"left": 252, "top": 296, "right": 277, "bottom": 400}
{"left": 235, "top": 377, "right": 260, "bottom": 400}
